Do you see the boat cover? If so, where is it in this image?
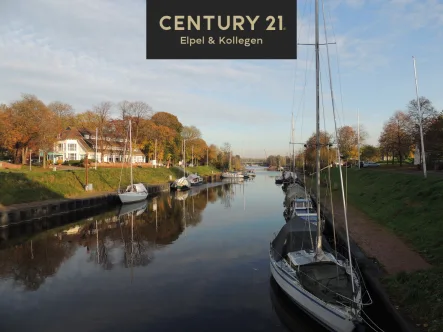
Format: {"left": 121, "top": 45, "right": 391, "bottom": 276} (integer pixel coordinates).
{"left": 125, "top": 183, "right": 148, "bottom": 193}
{"left": 284, "top": 184, "right": 308, "bottom": 207}
{"left": 271, "top": 216, "right": 357, "bottom": 305}
{"left": 271, "top": 215, "right": 332, "bottom": 261}
{"left": 298, "top": 261, "right": 355, "bottom": 305}
{"left": 173, "top": 177, "right": 190, "bottom": 187}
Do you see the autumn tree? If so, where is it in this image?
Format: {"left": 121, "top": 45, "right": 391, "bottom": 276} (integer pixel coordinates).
{"left": 0, "top": 104, "right": 13, "bottom": 158}
{"left": 337, "top": 125, "right": 368, "bottom": 159}
{"left": 151, "top": 112, "right": 183, "bottom": 163}
{"left": 181, "top": 125, "right": 201, "bottom": 141}
{"left": 118, "top": 100, "right": 153, "bottom": 146}
{"left": 187, "top": 138, "right": 208, "bottom": 166}
{"left": 208, "top": 144, "right": 218, "bottom": 165}
{"left": 48, "top": 101, "right": 74, "bottom": 129}
{"left": 92, "top": 101, "right": 113, "bottom": 160}
{"left": 151, "top": 112, "right": 183, "bottom": 132}
{"left": 304, "top": 131, "right": 336, "bottom": 171}
{"left": 379, "top": 111, "right": 413, "bottom": 166}
{"left": 8, "top": 94, "right": 51, "bottom": 164}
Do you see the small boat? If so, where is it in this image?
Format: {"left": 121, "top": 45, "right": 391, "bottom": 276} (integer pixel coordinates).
{"left": 243, "top": 169, "right": 256, "bottom": 178}
{"left": 187, "top": 173, "right": 204, "bottom": 186}
{"left": 118, "top": 120, "right": 148, "bottom": 204}
{"left": 171, "top": 176, "right": 191, "bottom": 191}
{"left": 119, "top": 183, "right": 149, "bottom": 204}
{"left": 220, "top": 171, "right": 244, "bottom": 179}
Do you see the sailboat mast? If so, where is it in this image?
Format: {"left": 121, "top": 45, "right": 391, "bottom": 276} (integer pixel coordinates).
{"left": 315, "top": 0, "right": 322, "bottom": 253}
{"left": 184, "top": 139, "right": 186, "bottom": 176}
{"left": 291, "top": 112, "right": 295, "bottom": 172}
{"left": 357, "top": 109, "right": 360, "bottom": 169}
{"left": 129, "top": 119, "right": 133, "bottom": 187}
{"left": 413, "top": 56, "right": 427, "bottom": 179}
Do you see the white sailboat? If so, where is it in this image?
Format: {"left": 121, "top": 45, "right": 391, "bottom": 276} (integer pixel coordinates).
{"left": 171, "top": 139, "right": 191, "bottom": 191}
{"left": 269, "top": 1, "right": 370, "bottom": 331}
{"left": 118, "top": 120, "right": 148, "bottom": 204}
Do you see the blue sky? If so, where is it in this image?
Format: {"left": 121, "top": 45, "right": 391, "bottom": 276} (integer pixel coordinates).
{"left": 0, "top": 0, "right": 442, "bottom": 157}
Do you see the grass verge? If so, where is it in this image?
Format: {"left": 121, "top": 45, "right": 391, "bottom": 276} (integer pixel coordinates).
{"left": 324, "top": 168, "right": 443, "bottom": 331}
{"left": 0, "top": 165, "right": 220, "bottom": 206}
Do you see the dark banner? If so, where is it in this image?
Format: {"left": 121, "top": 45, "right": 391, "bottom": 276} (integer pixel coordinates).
{"left": 146, "top": 0, "right": 297, "bottom": 59}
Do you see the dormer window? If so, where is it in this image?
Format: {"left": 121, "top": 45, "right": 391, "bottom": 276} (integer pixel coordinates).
{"left": 84, "top": 134, "right": 90, "bottom": 139}
{"left": 91, "top": 135, "right": 95, "bottom": 139}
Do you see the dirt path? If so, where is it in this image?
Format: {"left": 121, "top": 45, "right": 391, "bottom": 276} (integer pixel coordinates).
{"left": 323, "top": 193, "right": 431, "bottom": 275}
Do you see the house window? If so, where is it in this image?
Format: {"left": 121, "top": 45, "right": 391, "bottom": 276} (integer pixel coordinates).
{"left": 58, "top": 144, "right": 63, "bottom": 151}
{"left": 84, "top": 134, "right": 90, "bottom": 139}
{"left": 68, "top": 144, "right": 76, "bottom": 151}
{"left": 68, "top": 153, "right": 76, "bottom": 160}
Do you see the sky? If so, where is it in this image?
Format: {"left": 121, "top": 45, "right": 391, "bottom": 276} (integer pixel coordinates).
{"left": 0, "top": 0, "right": 442, "bottom": 158}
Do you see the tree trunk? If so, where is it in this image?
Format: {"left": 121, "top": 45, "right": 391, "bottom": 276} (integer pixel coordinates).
{"left": 21, "top": 147, "right": 26, "bottom": 165}
{"left": 43, "top": 152, "right": 47, "bottom": 168}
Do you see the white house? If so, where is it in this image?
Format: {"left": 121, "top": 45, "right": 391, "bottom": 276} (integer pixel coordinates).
{"left": 51, "top": 127, "right": 146, "bottom": 163}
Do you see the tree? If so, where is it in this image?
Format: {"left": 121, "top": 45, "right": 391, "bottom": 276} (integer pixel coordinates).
{"left": 48, "top": 101, "right": 74, "bottom": 129}
{"left": 360, "top": 145, "right": 379, "bottom": 162}
{"left": 181, "top": 125, "right": 201, "bottom": 141}
{"left": 379, "top": 111, "right": 413, "bottom": 166}
{"left": 151, "top": 112, "right": 183, "bottom": 132}
{"left": 118, "top": 100, "right": 153, "bottom": 146}
{"left": 92, "top": 101, "right": 113, "bottom": 160}
{"left": 208, "top": 144, "right": 218, "bottom": 165}
{"left": 423, "top": 115, "right": 443, "bottom": 167}
{"left": 407, "top": 97, "right": 438, "bottom": 165}
{"left": 304, "top": 131, "right": 336, "bottom": 171}
{"left": 337, "top": 125, "right": 368, "bottom": 159}
{"left": 8, "top": 94, "right": 49, "bottom": 164}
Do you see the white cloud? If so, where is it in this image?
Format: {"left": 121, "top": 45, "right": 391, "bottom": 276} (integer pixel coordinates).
{"left": 0, "top": 0, "right": 441, "bottom": 156}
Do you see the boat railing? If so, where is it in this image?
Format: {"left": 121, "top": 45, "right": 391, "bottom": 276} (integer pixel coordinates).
{"left": 269, "top": 245, "right": 372, "bottom": 309}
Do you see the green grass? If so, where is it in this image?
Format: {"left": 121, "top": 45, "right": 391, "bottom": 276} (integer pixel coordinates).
{"left": 0, "top": 165, "right": 221, "bottom": 206}
{"left": 184, "top": 165, "right": 220, "bottom": 176}
{"left": 326, "top": 168, "right": 443, "bottom": 330}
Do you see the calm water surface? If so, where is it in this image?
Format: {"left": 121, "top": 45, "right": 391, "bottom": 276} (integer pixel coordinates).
{"left": 0, "top": 171, "right": 326, "bottom": 332}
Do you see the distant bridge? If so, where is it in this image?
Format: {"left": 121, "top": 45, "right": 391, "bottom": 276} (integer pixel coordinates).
{"left": 241, "top": 159, "right": 268, "bottom": 166}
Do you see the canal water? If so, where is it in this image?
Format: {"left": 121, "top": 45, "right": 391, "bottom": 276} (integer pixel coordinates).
{"left": 0, "top": 171, "right": 381, "bottom": 332}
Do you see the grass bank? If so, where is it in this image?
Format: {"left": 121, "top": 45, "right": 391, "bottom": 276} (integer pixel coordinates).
{"left": 325, "top": 168, "right": 443, "bottom": 331}
{"left": 0, "top": 165, "right": 221, "bottom": 206}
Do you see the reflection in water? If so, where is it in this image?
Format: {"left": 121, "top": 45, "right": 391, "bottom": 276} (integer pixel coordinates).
{"left": 0, "top": 174, "right": 326, "bottom": 332}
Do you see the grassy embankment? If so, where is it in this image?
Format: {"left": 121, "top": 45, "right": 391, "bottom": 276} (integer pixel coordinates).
{"left": 0, "top": 165, "right": 220, "bottom": 206}
{"left": 324, "top": 168, "right": 443, "bottom": 331}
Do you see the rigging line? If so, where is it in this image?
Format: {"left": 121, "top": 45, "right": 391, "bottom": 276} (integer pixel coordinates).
{"left": 118, "top": 124, "right": 129, "bottom": 193}
{"left": 361, "top": 311, "right": 386, "bottom": 332}
{"left": 290, "top": 0, "right": 310, "bottom": 117}
{"left": 320, "top": 60, "right": 340, "bottom": 270}
{"left": 325, "top": 1, "right": 346, "bottom": 128}
{"left": 295, "top": 0, "right": 314, "bottom": 140}
{"left": 321, "top": 0, "right": 355, "bottom": 297}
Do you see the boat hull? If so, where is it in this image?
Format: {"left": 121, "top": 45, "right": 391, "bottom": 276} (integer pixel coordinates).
{"left": 270, "top": 259, "right": 357, "bottom": 332}
{"left": 118, "top": 192, "right": 148, "bottom": 204}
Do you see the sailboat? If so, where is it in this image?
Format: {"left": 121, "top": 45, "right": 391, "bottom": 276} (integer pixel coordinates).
{"left": 118, "top": 120, "right": 148, "bottom": 204}
{"left": 221, "top": 150, "right": 244, "bottom": 179}
{"left": 269, "top": 1, "right": 369, "bottom": 331}
{"left": 171, "top": 138, "right": 191, "bottom": 191}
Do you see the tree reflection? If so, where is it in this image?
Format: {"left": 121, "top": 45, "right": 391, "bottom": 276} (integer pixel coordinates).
{"left": 0, "top": 183, "right": 233, "bottom": 290}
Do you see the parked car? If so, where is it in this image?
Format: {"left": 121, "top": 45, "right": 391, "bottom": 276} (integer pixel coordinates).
{"left": 361, "top": 161, "right": 380, "bottom": 168}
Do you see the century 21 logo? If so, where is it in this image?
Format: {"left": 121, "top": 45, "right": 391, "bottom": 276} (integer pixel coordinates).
{"left": 159, "top": 15, "right": 285, "bottom": 31}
